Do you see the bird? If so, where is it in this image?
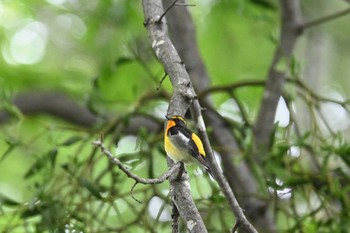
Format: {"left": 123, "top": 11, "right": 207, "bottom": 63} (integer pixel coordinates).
{"left": 164, "top": 115, "right": 213, "bottom": 178}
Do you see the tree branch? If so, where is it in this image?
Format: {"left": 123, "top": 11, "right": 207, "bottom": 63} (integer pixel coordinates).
{"left": 198, "top": 80, "right": 266, "bottom": 98}
{"left": 254, "top": 0, "right": 303, "bottom": 150}
{"left": 171, "top": 202, "right": 180, "bottom": 233}
{"left": 191, "top": 101, "right": 258, "bottom": 233}
{"left": 0, "top": 92, "right": 164, "bottom": 135}
{"left": 302, "top": 7, "right": 350, "bottom": 30}
{"left": 289, "top": 78, "right": 350, "bottom": 109}
{"left": 157, "top": 0, "right": 179, "bottom": 23}
{"left": 0, "top": 92, "right": 97, "bottom": 127}
{"left": 142, "top": 1, "right": 208, "bottom": 232}
{"left": 162, "top": 0, "right": 262, "bottom": 232}
{"left": 92, "top": 138, "right": 181, "bottom": 184}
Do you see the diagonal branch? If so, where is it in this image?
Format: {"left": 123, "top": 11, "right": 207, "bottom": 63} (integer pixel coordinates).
{"left": 302, "top": 7, "right": 350, "bottom": 30}
{"left": 191, "top": 101, "right": 258, "bottom": 233}
{"left": 157, "top": 0, "right": 179, "bottom": 23}
{"left": 92, "top": 139, "right": 181, "bottom": 184}
{"left": 198, "top": 80, "right": 266, "bottom": 98}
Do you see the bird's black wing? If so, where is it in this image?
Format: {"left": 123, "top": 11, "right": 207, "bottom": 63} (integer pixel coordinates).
{"left": 168, "top": 125, "right": 192, "bottom": 149}
{"left": 169, "top": 125, "right": 214, "bottom": 178}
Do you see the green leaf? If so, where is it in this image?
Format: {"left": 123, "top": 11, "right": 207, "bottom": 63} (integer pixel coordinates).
{"left": 21, "top": 208, "right": 41, "bottom": 218}
{"left": 20, "top": 200, "right": 46, "bottom": 218}
{"left": 48, "top": 148, "right": 58, "bottom": 168}
{"left": 284, "top": 176, "right": 310, "bottom": 187}
{"left": 24, "top": 149, "right": 58, "bottom": 178}
{"left": 0, "top": 194, "right": 21, "bottom": 206}
{"left": 1, "top": 101, "right": 24, "bottom": 121}
{"left": 60, "top": 136, "right": 83, "bottom": 146}
{"left": 0, "top": 144, "right": 15, "bottom": 162}
{"left": 115, "top": 56, "right": 134, "bottom": 66}
{"left": 249, "top": 0, "right": 276, "bottom": 9}
{"left": 334, "top": 143, "right": 350, "bottom": 167}
{"left": 24, "top": 156, "right": 47, "bottom": 179}
{"left": 78, "top": 178, "right": 103, "bottom": 200}
{"left": 268, "top": 121, "right": 279, "bottom": 149}
{"left": 1, "top": 137, "right": 20, "bottom": 162}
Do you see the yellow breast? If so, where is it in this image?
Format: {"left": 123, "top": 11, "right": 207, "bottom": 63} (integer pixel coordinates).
{"left": 164, "top": 134, "right": 193, "bottom": 163}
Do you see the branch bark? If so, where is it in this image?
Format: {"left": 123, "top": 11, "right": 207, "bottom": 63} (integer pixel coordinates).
{"left": 254, "top": 0, "right": 303, "bottom": 150}
{"left": 142, "top": 1, "right": 208, "bottom": 232}
{"left": 92, "top": 139, "right": 181, "bottom": 184}
{"left": 302, "top": 7, "right": 350, "bottom": 29}
{"left": 0, "top": 92, "right": 164, "bottom": 135}
{"left": 163, "top": 0, "right": 275, "bottom": 232}
{"left": 143, "top": 1, "right": 258, "bottom": 232}
{"left": 0, "top": 92, "right": 97, "bottom": 127}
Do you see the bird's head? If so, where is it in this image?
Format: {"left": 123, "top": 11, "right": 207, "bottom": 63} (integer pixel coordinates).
{"left": 165, "top": 115, "right": 187, "bottom": 129}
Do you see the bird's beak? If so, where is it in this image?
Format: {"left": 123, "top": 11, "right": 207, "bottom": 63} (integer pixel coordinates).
{"left": 165, "top": 115, "right": 170, "bottom": 120}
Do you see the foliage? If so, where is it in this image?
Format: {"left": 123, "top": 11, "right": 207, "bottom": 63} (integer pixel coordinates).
{"left": 1, "top": 0, "right": 350, "bottom": 232}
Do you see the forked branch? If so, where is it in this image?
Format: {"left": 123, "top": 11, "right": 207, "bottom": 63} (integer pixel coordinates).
{"left": 92, "top": 138, "right": 181, "bottom": 184}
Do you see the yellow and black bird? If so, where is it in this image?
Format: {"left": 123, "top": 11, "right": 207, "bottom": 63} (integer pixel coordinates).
{"left": 164, "top": 115, "right": 213, "bottom": 177}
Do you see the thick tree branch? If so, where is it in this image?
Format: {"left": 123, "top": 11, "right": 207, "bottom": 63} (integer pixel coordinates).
{"left": 0, "top": 92, "right": 164, "bottom": 135}
{"left": 0, "top": 92, "right": 98, "bottom": 127}
{"left": 254, "top": 0, "right": 303, "bottom": 150}
{"left": 162, "top": 1, "right": 261, "bottom": 232}
{"left": 142, "top": 1, "right": 208, "bottom": 232}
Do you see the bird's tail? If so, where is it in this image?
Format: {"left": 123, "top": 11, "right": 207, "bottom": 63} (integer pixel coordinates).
{"left": 205, "top": 166, "right": 215, "bottom": 179}
{"left": 196, "top": 155, "right": 215, "bottom": 179}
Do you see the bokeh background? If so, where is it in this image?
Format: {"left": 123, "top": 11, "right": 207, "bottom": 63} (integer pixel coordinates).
{"left": 1, "top": 0, "right": 350, "bottom": 232}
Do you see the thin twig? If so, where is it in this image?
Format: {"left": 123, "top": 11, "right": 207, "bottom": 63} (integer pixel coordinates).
{"left": 198, "top": 80, "right": 265, "bottom": 98}
{"left": 175, "top": 3, "right": 196, "bottom": 7}
{"left": 289, "top": 78, "right": 350, "bottom": 109}
{"left": 156, "top": 72, "right": 168, "bottom": 91}
{"left": 92, "top": 138, "right": 181, "bottom": 184}
{"left": 157, "top": 0, "right": 179, "bottom": 23}
{"left": 230, "top": 91, "right": 251, "bottom": 126}
{"left": 315, "top": 104, "right": 336, "bottom": 136}
{"left": 232, "top": 221, "right": 240, "bottom": 233}
{"left": 158, "top": 2, "right": 195, "bottom": 24}
{"left": 303, "top": 7, "right": 350, "bottom": 29}
{"left": 282, "top": 93, "right": 301, "bottom": 138}
{"left": 131, "top": 181, "right": 143, "bottom": 203}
